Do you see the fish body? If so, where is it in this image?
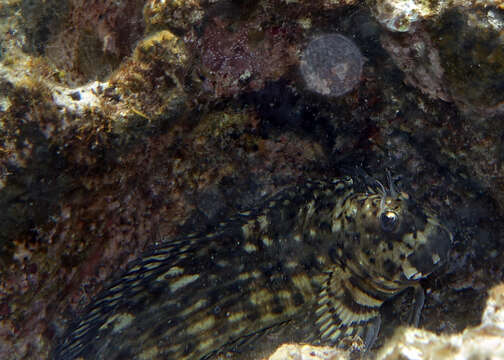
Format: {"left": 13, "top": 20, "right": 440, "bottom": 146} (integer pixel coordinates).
{"left": 54, "top": 176, "right": 452, "bottom": 360}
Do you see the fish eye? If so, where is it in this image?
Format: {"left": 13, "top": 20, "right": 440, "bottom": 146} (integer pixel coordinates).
{"left": 380, "top": 211, "right": 399, "bottom": 232}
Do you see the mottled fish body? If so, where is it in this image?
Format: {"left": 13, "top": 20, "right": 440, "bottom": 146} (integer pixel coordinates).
{"left": 54, "top": 176, "right": 452, "bottom": 360}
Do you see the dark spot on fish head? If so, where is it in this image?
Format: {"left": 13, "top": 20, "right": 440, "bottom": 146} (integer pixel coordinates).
{"left": 292, "top": 292, "right": 305, "bottom": 306}
{"left": 271, "top": 297, "right": 284, "bottom": 314}
{"left": 383, "top": 258, "right": 399, "bottom": 277}
{"left": 329, "top": 246, "right": 339, "bottom": 263}
{"left": 246, "top": 310, "right": 260, "bottom": 321}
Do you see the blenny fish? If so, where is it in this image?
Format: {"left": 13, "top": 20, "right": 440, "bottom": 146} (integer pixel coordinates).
{"left": 54, "top": 176, "right": 452, "bottom": 360}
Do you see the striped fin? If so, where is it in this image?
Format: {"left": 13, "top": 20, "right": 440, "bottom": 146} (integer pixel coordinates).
{"left": 315, "top": 265, "right": 384, "bottom": 349}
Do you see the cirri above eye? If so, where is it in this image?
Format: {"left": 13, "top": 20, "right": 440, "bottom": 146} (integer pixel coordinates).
{"left": 380, "top": 211, "right": 398, "bottom": 231}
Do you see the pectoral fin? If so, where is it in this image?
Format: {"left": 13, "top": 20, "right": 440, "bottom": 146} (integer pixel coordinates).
{"left": 315, "top": 266, "right": 384, "bottom": 349}
{"left": 408, "top": 284, "right": 425, "bottom": 327}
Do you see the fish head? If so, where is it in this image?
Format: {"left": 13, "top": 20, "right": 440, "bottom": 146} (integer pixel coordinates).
{"left": 339, "top": 189, "right": 452, "bottom": 284}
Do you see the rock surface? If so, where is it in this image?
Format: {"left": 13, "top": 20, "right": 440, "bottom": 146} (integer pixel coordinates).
{"left": 377, "top": 283, "right": 504, "bottom": 360}
{"left": 266, "top": 344, "right": 349, "bottom": 360}
{"left": 0, "top": 0, "right": 504, "bottom": 359}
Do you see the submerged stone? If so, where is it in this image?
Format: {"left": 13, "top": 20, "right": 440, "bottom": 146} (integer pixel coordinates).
{"left": 300, "top": 34, "right": 364, "bottom": 97}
